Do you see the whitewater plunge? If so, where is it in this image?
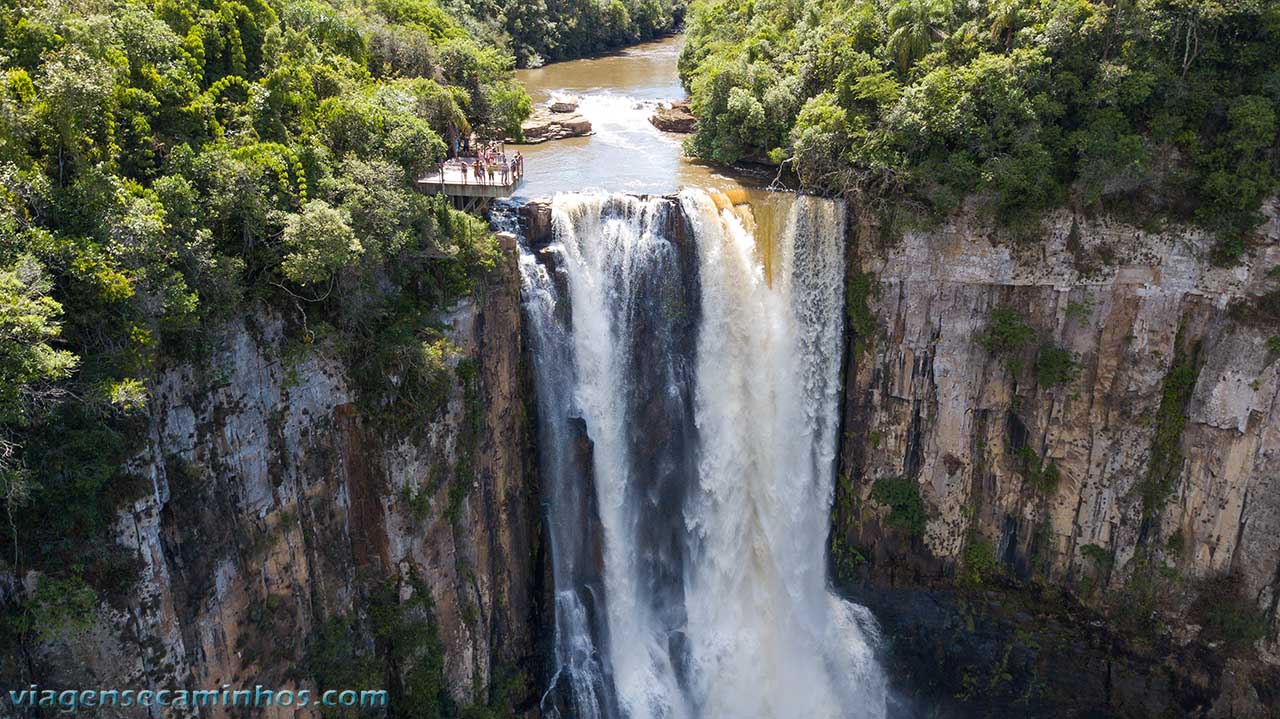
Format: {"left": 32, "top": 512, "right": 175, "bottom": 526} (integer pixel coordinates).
{"left": 520, "top": 190, "right": 887, "bottom": 719}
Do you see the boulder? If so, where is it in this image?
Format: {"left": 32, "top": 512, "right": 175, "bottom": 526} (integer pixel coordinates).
{"left": 519, "top": 108, "right": 593, "bottom": 144}
{"left": 549, "top": 97, "right": 580, "bottom": 113}
{"left": 650, "top": 100, "right": 697, "bottom": 134}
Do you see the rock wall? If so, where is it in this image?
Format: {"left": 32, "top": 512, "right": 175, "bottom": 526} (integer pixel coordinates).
{"left": 8, "top": 234, "right": 541, "bottom": 718}
{"left": 13, "top": 189, "right": 1280, "bottom": 718}
{"left": 834, "top": 203, "right": 1280, "bottom": 715}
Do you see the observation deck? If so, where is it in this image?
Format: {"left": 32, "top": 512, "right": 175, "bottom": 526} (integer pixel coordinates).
{"left": 417, "top": 157, "right": 524, "bottom": 214}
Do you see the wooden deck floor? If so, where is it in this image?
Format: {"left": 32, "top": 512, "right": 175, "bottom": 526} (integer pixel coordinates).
{"left": 417, "top": 162, "right": 523, "bottom": 198}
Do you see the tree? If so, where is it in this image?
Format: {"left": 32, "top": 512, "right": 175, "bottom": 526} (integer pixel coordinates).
{"left": 986, "top": 0, "right": 1021, "bottom": 48}
{"left": 886, "top": 0, "right": 952, "bottom": 71}
{"left": 0, "top": 256, "right": 78, "bottom": 428}
{"left": 280, "top": 200, "right": 364, "bottom": 286}
{"left": 0, "top": 255, "right": 78, "bottom": 568}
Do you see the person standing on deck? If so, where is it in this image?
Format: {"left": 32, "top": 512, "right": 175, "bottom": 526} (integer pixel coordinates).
{"left": 460, "top": 160, "right": 468, "bottom": 184}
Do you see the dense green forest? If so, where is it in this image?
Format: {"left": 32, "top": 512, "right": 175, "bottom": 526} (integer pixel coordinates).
{"left": 680, "top": 0, "right": 1280, "bottom": 253}
{"left": 456, "top": 0, "right": 687, "bottom": 65}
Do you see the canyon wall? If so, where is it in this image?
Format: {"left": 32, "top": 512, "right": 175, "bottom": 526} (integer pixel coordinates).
{"left": 835, "top": 203, "right": 1280, "bottom": 716}
{"left": 5, "top": 234, "right": 541, "bottom": 718}
{"left": 9, "top": 191, "right": 1280, "bottom": 719}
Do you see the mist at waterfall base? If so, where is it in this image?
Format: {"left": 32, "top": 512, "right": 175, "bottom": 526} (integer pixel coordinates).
{"left": 517, "top": 190, "right": 888, "bottom": 719}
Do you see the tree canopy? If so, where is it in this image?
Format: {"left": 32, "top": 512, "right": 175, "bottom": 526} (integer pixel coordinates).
{"left": 680, "top": 0, "right": 1280, "bottom": 251}
{"left": 455, "top": 0, "right": 687, "bottom": 66}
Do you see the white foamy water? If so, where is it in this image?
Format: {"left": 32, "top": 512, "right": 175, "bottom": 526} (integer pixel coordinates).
{"left": 679, "top": 190, "right": 886, "bottom": 719}
{"left": 522, "top": 189, "right": 887, "bottom": 719}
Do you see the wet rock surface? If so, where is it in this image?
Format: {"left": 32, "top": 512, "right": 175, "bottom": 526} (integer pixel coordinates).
{"left": 851, "top": 582, "right": 1268, "bottom": 719}
{"left": 649, "top": 100, "right": 697, "bottom": 133}
{"left": 549, "top": 97, "right": 579, "bottom": 113}
{"left": 519, "top": 199, "right": 554, "bottom": 247}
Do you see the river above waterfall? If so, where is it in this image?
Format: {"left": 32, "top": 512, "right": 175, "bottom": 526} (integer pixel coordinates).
{"left": 513, "top": 36, "right": 753, "bottom": 198}
{"left": 511, "top": 34, "right": 891, "bottom": 719}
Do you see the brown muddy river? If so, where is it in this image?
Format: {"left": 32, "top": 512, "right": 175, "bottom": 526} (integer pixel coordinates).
{"left": 512, "top": 36, "right": 753, "bottom": 198}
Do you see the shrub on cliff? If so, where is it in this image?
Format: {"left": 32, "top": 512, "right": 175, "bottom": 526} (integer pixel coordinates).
{"left": 979, "top": 306, "right": 1034, "bottom": 368}
{"left": 1034, "top": 344, "right": 1078, "bottom": 387}
{"left": 1192, "top": 572, "right": 1268, "bottom": 652}
{"left": 871, "top": 475, "right": 927, "bottom": 537}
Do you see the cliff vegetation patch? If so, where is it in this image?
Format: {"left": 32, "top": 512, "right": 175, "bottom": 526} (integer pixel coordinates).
{"left": 871, "top": 474, "right": 927, "bottom": 537}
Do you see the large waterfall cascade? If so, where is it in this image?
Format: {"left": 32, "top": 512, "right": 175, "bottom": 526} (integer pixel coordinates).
{"left": 521, "top": 189, "right": 888, "bottom": 719}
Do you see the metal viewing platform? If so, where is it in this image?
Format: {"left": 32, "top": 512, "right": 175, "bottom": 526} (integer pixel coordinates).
{"left": 417, "top": 157, "right": 524, "bottom": 214}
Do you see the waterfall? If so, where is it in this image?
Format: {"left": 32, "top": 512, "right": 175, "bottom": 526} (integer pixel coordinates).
{"left": 521, "top": 190, "right": 887, "bottom": 719}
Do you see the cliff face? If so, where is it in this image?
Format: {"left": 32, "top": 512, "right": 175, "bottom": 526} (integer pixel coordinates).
{"left": 835, "top": 204, "right": 1280, "bottom": 716}
{"left": 14, "top": 191, "right": 1280, "bottom": 718}
{"left": 11, "top": 234, "right": 541, "bottom": 717}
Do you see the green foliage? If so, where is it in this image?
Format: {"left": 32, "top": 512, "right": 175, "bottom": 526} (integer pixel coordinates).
{"left": 1034, "top": 344, "right": 1077, "bottom": 387}
{"left": 681, "top": 0, "right": 1280, "bottom": 243}
{"left": 307, "top": 574, "right": 460, "bottom": 719}
{"left": 1141, "top": 343, "right": 1199, "bottom": 520}
{"left": 369, "top": 577, "right": 452, "bottom": 719}
{"left": 445, "top": 356, "right": 482, "bottom": 526}
{"left": 1192, "top": 573, "right": 1267, "bottom": 652}
{"left": 1065, "top": 300, "right": 1091, "bottom": 321}
{"left": 1016, "top": 445, "right": 1060, "bottom": 495}
{"left": 887, "top": 0, "right": 952, "bottom": 71}
{"left": 829, "top": 535, "right": 866, "bottom": 590}
{"left": 281, "top": 200, "right": 364, "bottom": 286}
{"left": 980, "top": 306, "right": 1034, "bottom": 368}
{"left": 464, "top": 0, "right": 687, "bottom": 66}
{"left": 1079, "top": 543, "right": 1111, "bottom": 571}
{"left": 870, "top": 475, "right": 927, "bottom": 537}
{"left": 846, "top": 270, "right": 877, "bottom": 358}
{"left": 356, "top": 324, "right": 459, "bottom": 420}
{"left": 959, "top": 537, "right": 999, "bottom": 588}
{"left": 0, "top": 255, "right": 81, "bottom": 552}
{"left": 12, "top": 573, "right": 98, "bottom": 642}
{"left": 305, "top": 616, "right": 385, "bottom": 719}
{"left": 0, "top": 256, "right": 78, "bottom": 427}
{"left": 402, "top": 479, "right": 435, "bottom": 522}
{"left": 458, "top": 663, "right": 526, "bottom": 718}
{"left": 1110, "top": 557, "right": 1178, "bottom": 634}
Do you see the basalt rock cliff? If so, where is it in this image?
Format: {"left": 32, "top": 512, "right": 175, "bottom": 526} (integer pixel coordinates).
{"left": 2, "top": 235, "right": 543, "bottom": 718}
{"left": 834, "top": 203, "right": 1280, "bottom": 717}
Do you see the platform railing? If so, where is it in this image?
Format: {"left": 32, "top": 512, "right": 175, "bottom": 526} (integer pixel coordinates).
{"left": 437, "top": 156, "right": 524, "bottom": 187}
